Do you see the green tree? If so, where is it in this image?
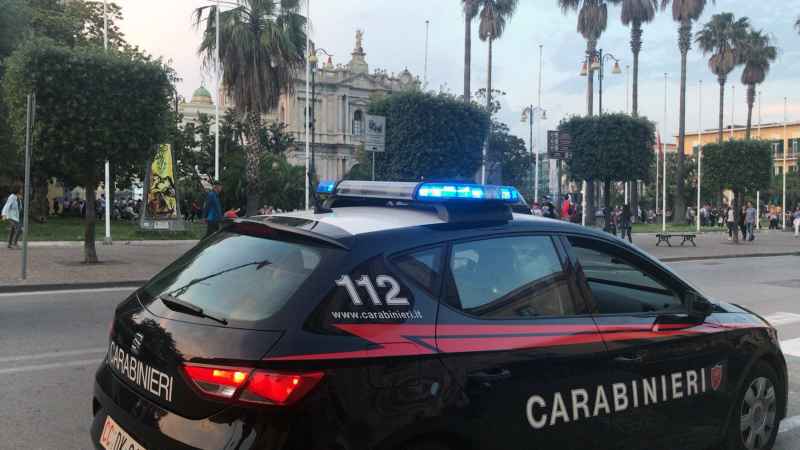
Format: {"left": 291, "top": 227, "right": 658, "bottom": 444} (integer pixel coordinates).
{"left": 488, "top": 122, "right": 533, "bottom": 191}
{"left": 361, "top": 91, "right": 489, "bottom": 181}
{"left": 701, "top": 140, "right": 771, "bottom": 242}
{"left": 3, "top": 41, "right": 172, "bottom": 262}
{"left": 462, "top": 0, "right": 480, "bottom": 102}
{"left": 661, "top": 0, "right": 713, "bottom": 225}
{"left": 696, "top": 13, "right": 749, "bottom": 143}
{"left": 740, "top": 30, "right": 778, "bottom": 140}
{"left": 560, "top": 114, "right": 655, "bottom": 216}
{"left": 476, "top": 0, "right": 519, "bottom": 184}
{"left": 195, "top": 0, "right": 307, "bottom": 216}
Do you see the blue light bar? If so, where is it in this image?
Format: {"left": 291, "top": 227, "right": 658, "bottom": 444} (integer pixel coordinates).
{"left": 317, "top": 180, "right": 336, "bottom": 194}
{"left": 416, "top": 183, "right": 520, "bottom": 203}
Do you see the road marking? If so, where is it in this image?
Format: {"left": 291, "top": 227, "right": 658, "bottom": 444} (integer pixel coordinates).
{"left": 0, "top": 347, "right": 106, "bottom": 364}
{"left": 780, "top": 415, "right": 800, "bottom": 434}
{"left": 0, "top": 358, "right": 103, "bottom": 375}
{"left": 780, "top": 337, "right": 800, "bottom": 358}
{"left": 0, "top": 287, "right": 135, "bottom": 298}
{"left": 764, "top": 312, "right": 800, "bottom": 327}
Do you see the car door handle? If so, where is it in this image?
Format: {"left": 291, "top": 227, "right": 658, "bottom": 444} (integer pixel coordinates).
{"left": 613, "top": 354, "right": 644, "bottom": 366}
{"left": 469, "top": 369, "right": 512, "bottom": 382}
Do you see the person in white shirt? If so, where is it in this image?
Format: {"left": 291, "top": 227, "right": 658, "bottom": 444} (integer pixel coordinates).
{"left": 1, "top": 187, "right": 23, "bottom": 249}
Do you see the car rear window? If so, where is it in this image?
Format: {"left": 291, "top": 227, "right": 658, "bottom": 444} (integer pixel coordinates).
{"left": 141, "top": 230, "right": 331, "bottom": 324}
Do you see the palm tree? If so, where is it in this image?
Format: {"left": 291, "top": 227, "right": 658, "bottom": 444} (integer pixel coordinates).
{"left": 740, "top": 30, "right": 777, "bottom": 140}
{"left": 463, "top": 0, "right": 480, "bottom": 102}
{"left": 696, "top": 13, "right": 749, "bottom": 144}
{"left": 477, "top": 0, "right": 519, "bottom": 184}
{"left": 661, "top": 0, "right": 713, "bottom": 224}
{"left": 559, "top": 0, "right": 610, "bottom": 116}
{"left": 609, "top": 0, "right": 658, "bottom": 220}
{"left": 194, "top": 0, "right": 307, "bottom": 216}
{"left": 609, "top": 0, "right": 658, "bottom": 117}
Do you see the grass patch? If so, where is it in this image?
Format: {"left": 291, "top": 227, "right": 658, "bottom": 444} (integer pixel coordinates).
{"left": 16, "top": 216, "right": 205, "bottom": 241}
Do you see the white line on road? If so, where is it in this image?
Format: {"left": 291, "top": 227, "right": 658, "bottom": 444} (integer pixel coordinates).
{"left": 764, "top": 312, "right": 800, "bottom": 327}
{"left": 780, "top": 415, "right": 800, "bottom": 434}
{"left": 0, "top": 358, "right": 103, "bottom": 375}
{"left": 0, "top": 287, "right": 135, "bottom": 298}
{"left": 779, "top": 337, "right": 800, "bottom": 358}
{"left": 0, "top": 347, "right": 106, "bottom": 364}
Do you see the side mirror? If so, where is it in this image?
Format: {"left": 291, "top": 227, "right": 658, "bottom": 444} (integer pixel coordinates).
{"left": 686, "top": 291, "right": 713, "bottom": 321}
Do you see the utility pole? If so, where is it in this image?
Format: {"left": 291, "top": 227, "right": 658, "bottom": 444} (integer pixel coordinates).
{"left": 21, "top": 94, "right": 35, "bottom": 279}
{"left": 697, "top": 80, "right": 702, "bottom": 232}
{"left": 536, "top": 44, "right": 543, "bottom": 204}
{"left": 783, "top": 97, "right": 788, "bottom": 230}
{"left": 662, "top": 73, "right": 667, "bottom": 233}
{"left": 304, "top": 0, "right": 310, "bottom": 210}
{"left": 424, "top": 20, "right": 430, "bottom": 88}
{"left": 215, "top": 0, "right": 220, "bottom": 181}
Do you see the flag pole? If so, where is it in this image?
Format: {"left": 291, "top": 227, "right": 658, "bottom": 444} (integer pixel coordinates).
{"left": 103, "top": 0, "right": 112, "bottom": 245}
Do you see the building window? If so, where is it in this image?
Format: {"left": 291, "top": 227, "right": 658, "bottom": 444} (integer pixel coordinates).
{"left": 353, "top": 110, "right": 364, "bottom": 136}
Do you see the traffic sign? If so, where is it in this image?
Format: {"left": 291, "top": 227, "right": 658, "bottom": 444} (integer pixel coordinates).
{"left": 548, "top": 130, "right": 571, "bottom": 160}
{"left": 365, "top": 115, "right": 386, "bottom": 152}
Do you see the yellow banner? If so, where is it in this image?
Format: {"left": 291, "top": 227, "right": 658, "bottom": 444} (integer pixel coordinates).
{"left": 146, "top": 144, "right": 178, "bottom": 219}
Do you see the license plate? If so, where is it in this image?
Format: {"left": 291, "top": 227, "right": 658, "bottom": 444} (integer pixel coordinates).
{"left": 99, "top": 416, "right": 146, "bottom": 450}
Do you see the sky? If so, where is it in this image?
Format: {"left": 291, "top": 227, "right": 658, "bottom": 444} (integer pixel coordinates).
{"left": 115, "top": 0, "right": 800, "bottom": 150}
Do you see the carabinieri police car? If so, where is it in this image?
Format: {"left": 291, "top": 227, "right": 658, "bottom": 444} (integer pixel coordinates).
{"left": 91, "top": 181, "right": 787, "bottom": 450}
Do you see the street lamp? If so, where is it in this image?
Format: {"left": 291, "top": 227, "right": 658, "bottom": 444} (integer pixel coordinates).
{"left": 522, "top": 106, "right": 547, "bottom": 203}
{"left": 308, "top": 45, "right": 332, "bottom": 194}
{"left": 580, "top": 49, "right": 621, "bottom": 115}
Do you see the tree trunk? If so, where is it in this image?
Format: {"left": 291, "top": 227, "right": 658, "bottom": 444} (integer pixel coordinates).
{"left": 585, "top": 181, "right": 595, "bottom": 226}
{"left": 717, "top": 76, "right": 726, "bottom": 144}
{"left": 745, "top": 84, "right": 755, "bottom": 140}
{"left": 603, "top": 180, "right": 612, "bottom": 209}
{"left": 464, "top": 15, "right": 471, "bottom": 102}
{"left": 631, "top": 21, "right": 642, "bottom": 117}
{"left": 673, "top": 22, "right": 690, "bottom": 225}
{"left": 485, "top": 38, "right": 499, "bottom": 184}
{"left": 84, "top": 182, "right": 98, "bottom": 264}
{"left": 586, "top": 39, "right": 596, "bottom": 116}
{"left": 630, "top": 23, "right": 642, "bottom": 219}
{"left": 31, "top": 176, "right": 50, "bottom": 222}
{"left": 245, "top": 111, "right": 263, "bottom": 216}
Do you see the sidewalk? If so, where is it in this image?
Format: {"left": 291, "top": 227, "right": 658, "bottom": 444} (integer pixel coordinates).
{"left": 0, "top": 240, "right": 197, "bottom": 290}
{"left": 0, "top": 231, "right": 797, "bottom": 291}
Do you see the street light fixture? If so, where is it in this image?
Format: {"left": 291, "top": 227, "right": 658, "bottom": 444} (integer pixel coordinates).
{"left": 580, "top": 49, "right": 622, "bottom": 115}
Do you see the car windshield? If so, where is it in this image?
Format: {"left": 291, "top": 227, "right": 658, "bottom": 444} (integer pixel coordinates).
{"left": 141, "top": 231, "right": 333, "bottom": 324}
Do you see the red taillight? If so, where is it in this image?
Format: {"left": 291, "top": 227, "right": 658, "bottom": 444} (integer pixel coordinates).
{"left": 183, "top": 365, "right": 252, "bottom": 399}
{"left": 182, "top": 364, "right": 323, "bottom": 406}
{"left": 239, "top": 370, "right": 325, "bottom": 406}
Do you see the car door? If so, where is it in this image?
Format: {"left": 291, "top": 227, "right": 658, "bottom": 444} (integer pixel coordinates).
{"left": 563, "top": 235, "right": 731, "bottom": 450}
{"left": 435, "top": 233, "right": 613, "bottom": 450}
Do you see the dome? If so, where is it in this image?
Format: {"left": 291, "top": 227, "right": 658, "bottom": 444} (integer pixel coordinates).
{"left": 190, "top": 86, "right": 213, "bottom": 105}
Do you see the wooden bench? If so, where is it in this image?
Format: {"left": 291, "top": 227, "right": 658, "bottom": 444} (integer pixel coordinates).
{"left": 655, "top": 233, "right": 697, "bottom": 247}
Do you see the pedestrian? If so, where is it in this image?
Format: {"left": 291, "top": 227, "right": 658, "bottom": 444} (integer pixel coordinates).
{"left": 726, "top": 206, "right": 736, "bottom": 240}
{"left": 685, "top": 207, "right": 694, "bottom": 226}
{"left": 739, "top": 206, "right": 747, "bottom": 242}
{"left": 620, "top": 204, "right": 633, "bottom": 243}
{"left": 203, "top": 182, "right": 223, "bottom": 238}
{"left": 1, "top": 187, "right": 23, "bottom": 249}
{"left": 531, "top": 202, "right": 543, "bottom": 216}
{"left": 793, "top": 206, "right": 800, "bottom": 239}
{"left": 745, "top": 201, "right": 757, "bottom": 242}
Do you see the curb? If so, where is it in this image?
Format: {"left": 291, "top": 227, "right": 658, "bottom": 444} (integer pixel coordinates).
{"left": 0, "top": 280, "right": 145, "bottom": 294}
{"left": 659, "top": 251, "right": 800, "bottom": 263}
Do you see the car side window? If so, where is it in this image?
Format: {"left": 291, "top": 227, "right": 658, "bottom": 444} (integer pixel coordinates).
{"left": 566, "top": 236, "right": 684, "bottom": 314}
{"left": 392, "top": 246, "right": 444, "bottom": 294}
{"left": 448, "top": 235, "right": 582, "bottom": 318}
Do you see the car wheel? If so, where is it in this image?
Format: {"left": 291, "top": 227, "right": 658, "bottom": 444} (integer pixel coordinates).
{"left": 726, "top": 361, "right": 780, "bottom": 450}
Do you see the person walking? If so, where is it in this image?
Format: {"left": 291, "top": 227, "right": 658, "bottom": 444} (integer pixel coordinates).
{"left": 726, "top": 206, "right": 736, "bottom": 241}
{"left": 620, "top": 204, "right": 633, "bottom": 244}
{"left": 203, "top": 182, "right": 223, "bottom": 238}
{"left": 745, "top": 202, "right": 757, "bottom": 242}
{"left": 1, "top": 187, "right": 23, "bottom": 249}
{"left": 793, "top": 206, "right": 800, "bottom": 239}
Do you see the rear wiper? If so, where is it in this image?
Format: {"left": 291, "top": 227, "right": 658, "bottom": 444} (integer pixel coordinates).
{"left": 159, "top": 294, "right": 228, "bottom": 325}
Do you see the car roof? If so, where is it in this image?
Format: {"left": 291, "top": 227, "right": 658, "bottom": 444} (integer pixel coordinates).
{"left": 274, "top": 205, "right": 581, "bottom": 237}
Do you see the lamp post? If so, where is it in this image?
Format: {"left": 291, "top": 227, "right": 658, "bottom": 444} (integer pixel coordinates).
{"left": 522, "top": 106, "right": 546, "bottom": 203}
{"left": 308, "top": 46, "right": 332, "bottom": 192}
{"left": 581, "top": 49, "right": 622, "bottom": 115}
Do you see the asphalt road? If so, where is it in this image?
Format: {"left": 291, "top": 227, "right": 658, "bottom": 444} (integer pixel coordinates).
{"left": 0, "top": 255, "right": 799, "bottom": 450}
